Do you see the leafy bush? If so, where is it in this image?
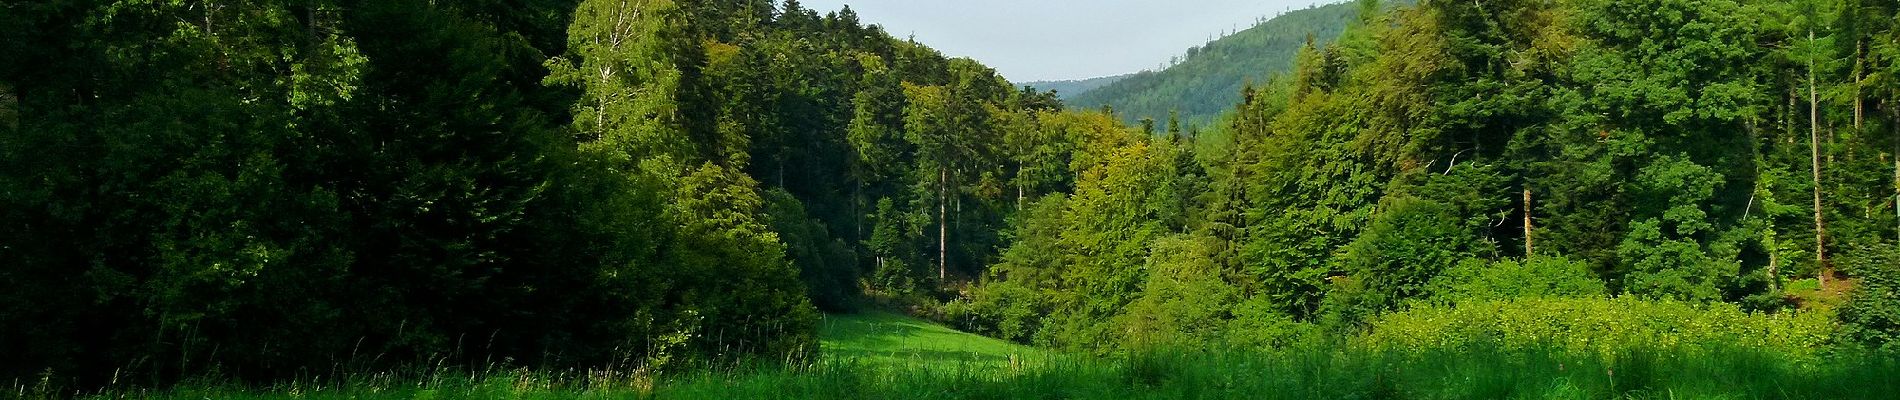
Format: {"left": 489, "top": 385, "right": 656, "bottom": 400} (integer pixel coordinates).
{"left": 1223, "top": 295, "right": 1322, "bottom": 349}
{"left": 1428, "top": 255, "right": 1607, "bottom": 303}
{"left": 944, "top": 280, "right": 1050, "bottom": 343}
{"left": 1115, "top": 234, "right": 1237, "bottom": 348}
{"left": 1616, "top": 157, "right": 1742, "bottom": 302}
{"left": 1329, "top": 196, "right": 1491, "bottom": 321}
{"left": 1840, "top": 242, "right": 1900, "bottom": 349}
{"left": 1360, "top": 297, "right": 1835, "bottom": 359}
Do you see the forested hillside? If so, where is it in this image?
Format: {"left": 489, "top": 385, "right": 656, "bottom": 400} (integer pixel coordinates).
{"left": 1064, "top": 2, "right": 1360, "bottom": 128}
{"left": 951, "top": 0, "right": 1900, "bottom": 353}
{"left": 1020, "top": 74, "right": 1131, "bottom": 100}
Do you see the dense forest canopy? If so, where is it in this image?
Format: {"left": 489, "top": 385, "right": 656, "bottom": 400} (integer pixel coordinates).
{"left": 5, "top": 0, "right": 1900, "bottom": 392}
{"left": 0, "top": 0, "right": 1080, "bottom": 383}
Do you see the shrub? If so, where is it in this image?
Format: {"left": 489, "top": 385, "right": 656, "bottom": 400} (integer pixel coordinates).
{"left": 1223, "top": 295, "right": 1322, "bottom": 349}
{"left": 1840, "top": 242, "right": 1900, "bottom": 349}
{"left": 1115, "top": 234, "right": 1237, "bottom": 348}
{"left": 1335, "top": 196, "right": 1492, "bottom": 316}
{"left": 945, "top": 280, "right": 1050, "bottom": 343}
{"left": 1427, "top": 255, "right": 1607, "bottom": 303}
{"left": 1359, "top": 297, "right": 1835, "bottom": 360}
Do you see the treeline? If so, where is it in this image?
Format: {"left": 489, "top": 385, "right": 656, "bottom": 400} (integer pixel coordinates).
{"left": 952, "top": 0, "right": 1900, "bottom": 351}
{"left": 0, "top": 0, "right": 1099, "bottom": 385}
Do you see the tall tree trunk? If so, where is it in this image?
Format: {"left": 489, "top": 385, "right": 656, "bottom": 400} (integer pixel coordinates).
{"left": 1017, "top": 161, "right": 1025, "bottom": 209}
{"left": 854, "top": 177, "right": 864, "bottom": 242}
{"left": 1809, "top": 32, "right": 1830, "bottom": 286}
{"left": 938, "top": 167, "right": 947, "bottom": 282}
{"left": 1855, "top": 40, "right": 1865, "bottom": 132}
{"left": 1523, "top": 188, "right": 1534, "bottom": 257}
{"left": 1769, "top": 251, "right": 1780, "bottom": 292}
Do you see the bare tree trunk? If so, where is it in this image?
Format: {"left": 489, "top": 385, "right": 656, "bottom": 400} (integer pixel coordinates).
{"left": 1855, "top": 40, "right": 1865, "bottom": 132}
{"left": 1768, "top": 251, "right": 1780, "bottom": 292}
{"left": 854, "top": 178, "right": 864, "bottom": 242}
{"left": 1017, "top": 162, "right": 1025, "bottom": 209}
{"left": 939, "top": 167, "right": 948, "bottom": 282}
{"left": 1809, "top": 32, "right": 1830, "bottom": 286}
{"left": 1523, "top": 188, "right": 1534, "bottom": 257}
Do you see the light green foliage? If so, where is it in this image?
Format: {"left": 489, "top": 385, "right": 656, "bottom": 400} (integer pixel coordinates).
{"left": 549, "top": 0, "right": 695, "bottom": 164}
{"left": 819, "top": 311, "right": 1049, "bottom": 371}
{"left": 1115, "top": 234, "right": 1237, "bottom": 348}
{"left": 1040, "top": 137, "right": 1171, "bottom": 349}
{"left": 1222, "top": 296, "right": 1320, "bottom": 349}
{"left": 1361, "top": 297, "right": 1835, "bottom": 359}
{"left": 1429, "top": 256, "right": 1608, "bottom": 303}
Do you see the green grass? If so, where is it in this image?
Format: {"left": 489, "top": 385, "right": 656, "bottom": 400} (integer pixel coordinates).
{"left": 817, "top": 311, "right": 1050, "bottom": 370}
{"left": 657, "top": 343, "right": 1900, "bottom": 399}
{"left": 61, "top": 311, "right": 1900, "bottom": 399}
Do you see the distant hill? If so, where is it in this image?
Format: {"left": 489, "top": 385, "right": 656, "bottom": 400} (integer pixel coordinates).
{"left": 1066, "top": 2, "right": 1360, "bottom": 128}
{"left": 1020, "top": 74, "right": 1132, "bottom": 100}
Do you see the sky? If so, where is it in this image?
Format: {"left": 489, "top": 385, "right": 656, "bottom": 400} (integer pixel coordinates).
{"left": 798, "top": 0, "right": 1337, "bottom": 83}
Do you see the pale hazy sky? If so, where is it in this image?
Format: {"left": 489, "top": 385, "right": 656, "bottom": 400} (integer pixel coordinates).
{"left": 799, "top": 0, "right": 1339, "bottom": 82}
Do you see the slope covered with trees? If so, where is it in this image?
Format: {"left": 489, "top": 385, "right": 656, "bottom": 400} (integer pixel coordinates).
{"left": 1064, "top": 2, "right": 1361, "bottom": 128}
{"left": 953, "top": 0, "right": 1900, "bottom": 353}
{"left": 1020, "top": 74, "right": 1131, "bottom": 100}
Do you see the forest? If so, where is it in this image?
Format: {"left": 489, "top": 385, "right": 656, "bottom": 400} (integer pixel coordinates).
{"left": 4, "top": 0, "right": 1900, "bottom": 398}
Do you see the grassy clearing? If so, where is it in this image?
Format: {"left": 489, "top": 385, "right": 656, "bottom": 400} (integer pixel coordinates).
{"left": 817, "top": 311, "right": 1051, "bottom": 370}
{"left": 58, "top": 311, "right": 1900, "bottom": 399}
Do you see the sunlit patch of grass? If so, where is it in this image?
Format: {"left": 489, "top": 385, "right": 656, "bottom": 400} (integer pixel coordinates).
{"left": 818, "top": 311, "right": 1052, "bottom": 371}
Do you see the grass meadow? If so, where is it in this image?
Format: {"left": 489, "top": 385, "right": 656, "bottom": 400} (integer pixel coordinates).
{"left": 46, "top": 311, "right": 1900, "bottom": 399}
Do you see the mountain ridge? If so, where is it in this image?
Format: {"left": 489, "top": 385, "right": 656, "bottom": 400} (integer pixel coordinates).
{"left": 1065, "top": 1, "right": 1361, "bottom": 128}
{"left": 1019, "top": 74, "right": 1133, "bottom": 100}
